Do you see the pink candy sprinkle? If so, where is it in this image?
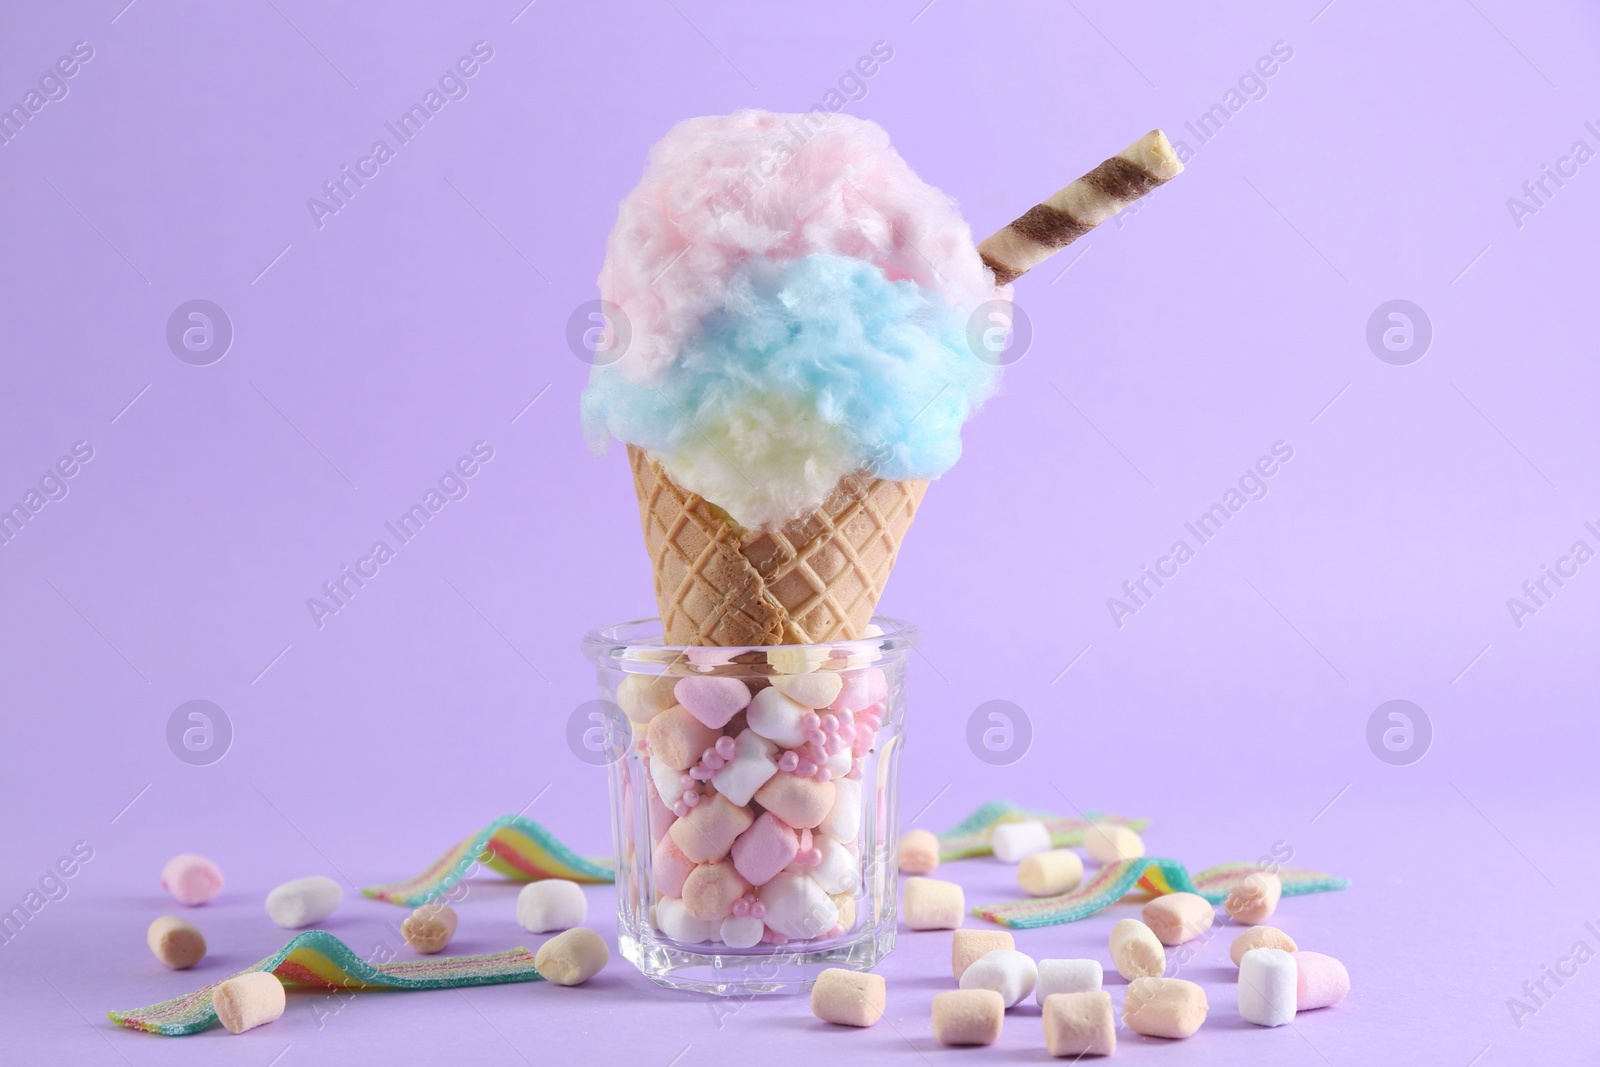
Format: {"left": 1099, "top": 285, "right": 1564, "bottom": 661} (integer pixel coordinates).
{"left": 816, "top": 768, "right": 832, "bottom": 783}
{"left": 731, "top": 898, "right": 750, "bottom": 917}
{"left": 819, "top": 714, "right": 838, "bottom": 733}
{"left": 761, "top": 926, "right": 788, "bottom": 945}
{"left": 801, "top": 712, "right": 820, "bottom": 731}
{"left": 750, "top": 901, "right": 766, "bottom": 919}
{"left": 681, "top": 790, "right": 700, "bottom": 807}
{"left": 777, "top": 751, "right": 800, "bottom": 773}
{"left": 796, "top": 760, "right": 817, "bottom": 778}
{"left": 715, "top": 735, "right": 737, "bottom": 759}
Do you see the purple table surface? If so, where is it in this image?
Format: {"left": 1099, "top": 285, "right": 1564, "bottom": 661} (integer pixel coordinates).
{"left": 2, "top": 0, "right": 1596, "bottom": 1063}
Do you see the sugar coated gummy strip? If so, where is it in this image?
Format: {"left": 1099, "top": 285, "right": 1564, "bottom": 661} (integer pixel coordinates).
{"left": 972, "top": 856, "right": 1349, "bottom": 929}
{"left": 935, "top": 801, "right": 1150, "bottom": 861}
{"left": 362, "top": 814, "right": 612, "bottom": 908}
{"left": 109, "top": 930, "right": 545, "bottom": 1036}
{"left": 977, "top": 130, "right": 1183, "bottom": 286}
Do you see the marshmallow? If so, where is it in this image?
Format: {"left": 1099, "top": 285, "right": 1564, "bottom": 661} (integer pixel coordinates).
{"left": 535, "top": 927, "right": 610, "bottom": 986}
{"left": 656, "top": 896, "right": 719, "bottom": 942}
{"left": 674, "top": 676, "right": 751, "bottom": 729}
{"left": 952, "top": 929, "right": 1015, "bottom": 980}
{"left": 720, "top": 914, "right": 765, "bottom": 948}
{"left": 959, "top": 948, "right": 1037, "bottom": 1008}
{"left": 832, "top": 668, "right": 887, "bottom": 713}
{"left": 903, "top": 877, "right": 964, "bottom": 931}
{"left": 517, "top": 879, "right": 587, "bottom": 933}
{"left": 1034, "top": 959, "right": 1103, "bottom": 1005}
{"left": 670, "top": 794, "right": 754, "bottom": 862}
{"left": 897, "top": 829, "right": 940, "bottom": 874}
{"left": 648, "top": 755, "right": 693, "bottom": 814}
{"left": 1296, "top": 951, "right": 1350, "bottom": 1010}
{"left": 754, "top": 772, "right": 835, "bottom": 829}
{"left": 811, "top": 967, "right": 886, "bottom": 1027}
{"left": 768, "top": 646, "right": 831, "bottom": 674}
{"left": 807, "top": 835, "right": 859, "bottom": 895}
{"left": 213, "top": 971, "right": 286, "bottom": 1034}
{"left": 653, "top": 834, "right": 696, "bottom": 898}
{"left": 991, "top": 820, "right": 1051, "bottom": 863}
{"left": 265, "top": 875, "right": 342, "bottom": 929}
{"left": 1018, "top": 849, "right": 1083, "bottom": 897}
{"left": 647, "top": 706, "right": 720, "bottom": 770}
{"left": 818, "top": 777, "right": 861, "bottom": 843}
{"left": 1230, "top": 925, "right": 1297, "bottom": 965}
{"left": 831, "top": 890, "right": 857, "bottom": 931}
{"left": 1108, "top": 918, "right": 1166, "bottom": 980}
{"left": 731, "top": 811, "right": 800, "bottom": 886}
{"left": 1084, "top": 822, "right": 1144, "bottom": 864}
{"left": 771, "top": 671, "right": 843, "bottom": 709}
{"left": 710, "top": 729, "right": 778, "bottom": 806}
{"left": 146, "top": 916, "right": 206, "bottom": 969}
{"left": 1239, "top": 947, "right": 1297, "bottom": 1026}
{"left": 1225, "top": 871, "right": 1282, "bottom": 924}
{"left": 1141, "top": 892, "right": 1215, "bottom": 946}
{"left": 1122, "top": 977, "right": 1208, "bottom": 1039}
{"left": 646, "top": 763, "right": 682, "bottom": 836}
{"left": 401, "top": 903, "right": 457, "bottom": 954}
{"left": 760, "top": 871, "right": 839, "bottom": 939}
{"left": 747, "top": 687, "right": 810, "bottom": 747}
{"left": 1042, "top": 991, "right": 1116, "bottom": 1058}
{"left": 618, "top": 673, "right": 677, "bottom": 724}
{"left": 160, "top": 854, "right": 224, "bottom": 907}
{"left": 683, "top": 861, "right": 750, "bottom": 921}
{"left": 931, "top": 989, "right": 1004, "bottom": 1046}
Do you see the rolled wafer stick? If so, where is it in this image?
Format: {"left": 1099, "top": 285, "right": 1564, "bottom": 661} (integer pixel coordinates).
{"left": 978, "top": 129, "right": 1182, "bottom": 286}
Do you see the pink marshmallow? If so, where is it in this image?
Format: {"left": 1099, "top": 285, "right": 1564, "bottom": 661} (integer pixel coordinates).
{"left": 161, "top": 854, "right": 224, "bottom": 907}
{"left": 674, "top": 676, "right": 752, "bottom": 729}
{"left": 1296, "top": 951, "right": 1350, "bottom": 1010}
{"left": 731, "top": 812, "right": 801, "bottom": 887}
{"left": 652, "top": 834, "right": 696, "bottom": 898}
{"left": 831, "top": 668, "right": 887, "bottom": 713}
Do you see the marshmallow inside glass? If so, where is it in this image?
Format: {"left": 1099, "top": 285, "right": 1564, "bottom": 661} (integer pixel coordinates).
{"left": 580, "top": 110, "right": 1179, "bottom": 993}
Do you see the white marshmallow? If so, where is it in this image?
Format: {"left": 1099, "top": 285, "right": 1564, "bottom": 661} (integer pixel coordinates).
{"left": 808, "top": 836, "right": 860, "bottom": 895}
{"left": 1034, "top": 958, "right": 1103, "bottom": 1005}
{"left": 649, "top": 754, "right": 692, "bottom": 809}
{"left": 710, "top": 729, "right": 778, "bottom": 806}
{"left": 264, "top": 876, "right": 342, "bottom": 929}
{"left": 818, "top": 776, "right": 861, "bottom": 843}
{"left": 655, "top": 896, "right": 719, "bottom": 943}
{"left": 1239, "top": 947, "right": 1297, "bottom": 1027}
{"left": 719, "top": 914, "right": 765, "bottom": 948}
{"left": 759, "top": 871, "right": 839, "bottom": 939}
{"left": 746, "top": 687, "right": 809, "bottom": 747}
{"left": 959, "top": 948, "right": 1037, "bottom": 1008}
{"left": 516, "top": 879, "right": 587, "bottom": 934}
{"left": 991, "top": 820, "right": 1051, "bottom": 863}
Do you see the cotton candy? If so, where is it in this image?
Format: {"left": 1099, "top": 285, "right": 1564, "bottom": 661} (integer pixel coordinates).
{"left": 582, "top": 110, "right": 1004, "bottom": 529}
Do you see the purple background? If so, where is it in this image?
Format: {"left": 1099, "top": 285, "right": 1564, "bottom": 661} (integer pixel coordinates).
{"left": 2, "top": 0, "right": 1597, "bottom": 1062}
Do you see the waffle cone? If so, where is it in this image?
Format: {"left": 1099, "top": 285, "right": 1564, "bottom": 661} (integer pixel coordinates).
{"left": 627, "top": 445, "right": 927, "bottom": 646}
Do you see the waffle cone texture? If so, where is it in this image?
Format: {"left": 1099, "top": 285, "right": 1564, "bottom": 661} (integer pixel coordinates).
{"left": 628, "top": 445, "right": 927, "bottom": 646}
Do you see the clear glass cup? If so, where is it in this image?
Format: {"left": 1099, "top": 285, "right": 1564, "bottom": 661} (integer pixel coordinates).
{"left": 581, "top": 616, "right": 917, "bottom": 996}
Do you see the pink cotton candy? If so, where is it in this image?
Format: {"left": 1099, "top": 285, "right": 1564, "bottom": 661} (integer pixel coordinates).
{"left": 597, "top": 111, "right": 996, "bottom": 384}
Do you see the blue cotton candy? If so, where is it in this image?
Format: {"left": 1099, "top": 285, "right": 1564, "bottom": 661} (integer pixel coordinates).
{"left": 582, "top": 254, "right": 1000, "bottom": 528}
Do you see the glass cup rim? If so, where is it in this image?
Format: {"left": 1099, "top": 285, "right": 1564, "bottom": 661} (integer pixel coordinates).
{"left": 581, "top": 615, "right": 918, "bottom": 670}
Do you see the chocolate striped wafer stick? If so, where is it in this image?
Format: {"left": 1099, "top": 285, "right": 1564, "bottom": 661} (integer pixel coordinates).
{"left": 978, "top": 129, "right": 1183, "bottom": 286}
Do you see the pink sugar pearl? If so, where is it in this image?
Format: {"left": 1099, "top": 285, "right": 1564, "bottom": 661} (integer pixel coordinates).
{"left": 715, "top": 735, "right": 737, "bottom": 759}
{"left": 777, "top": 751, "right": 800, "bottom": 773}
